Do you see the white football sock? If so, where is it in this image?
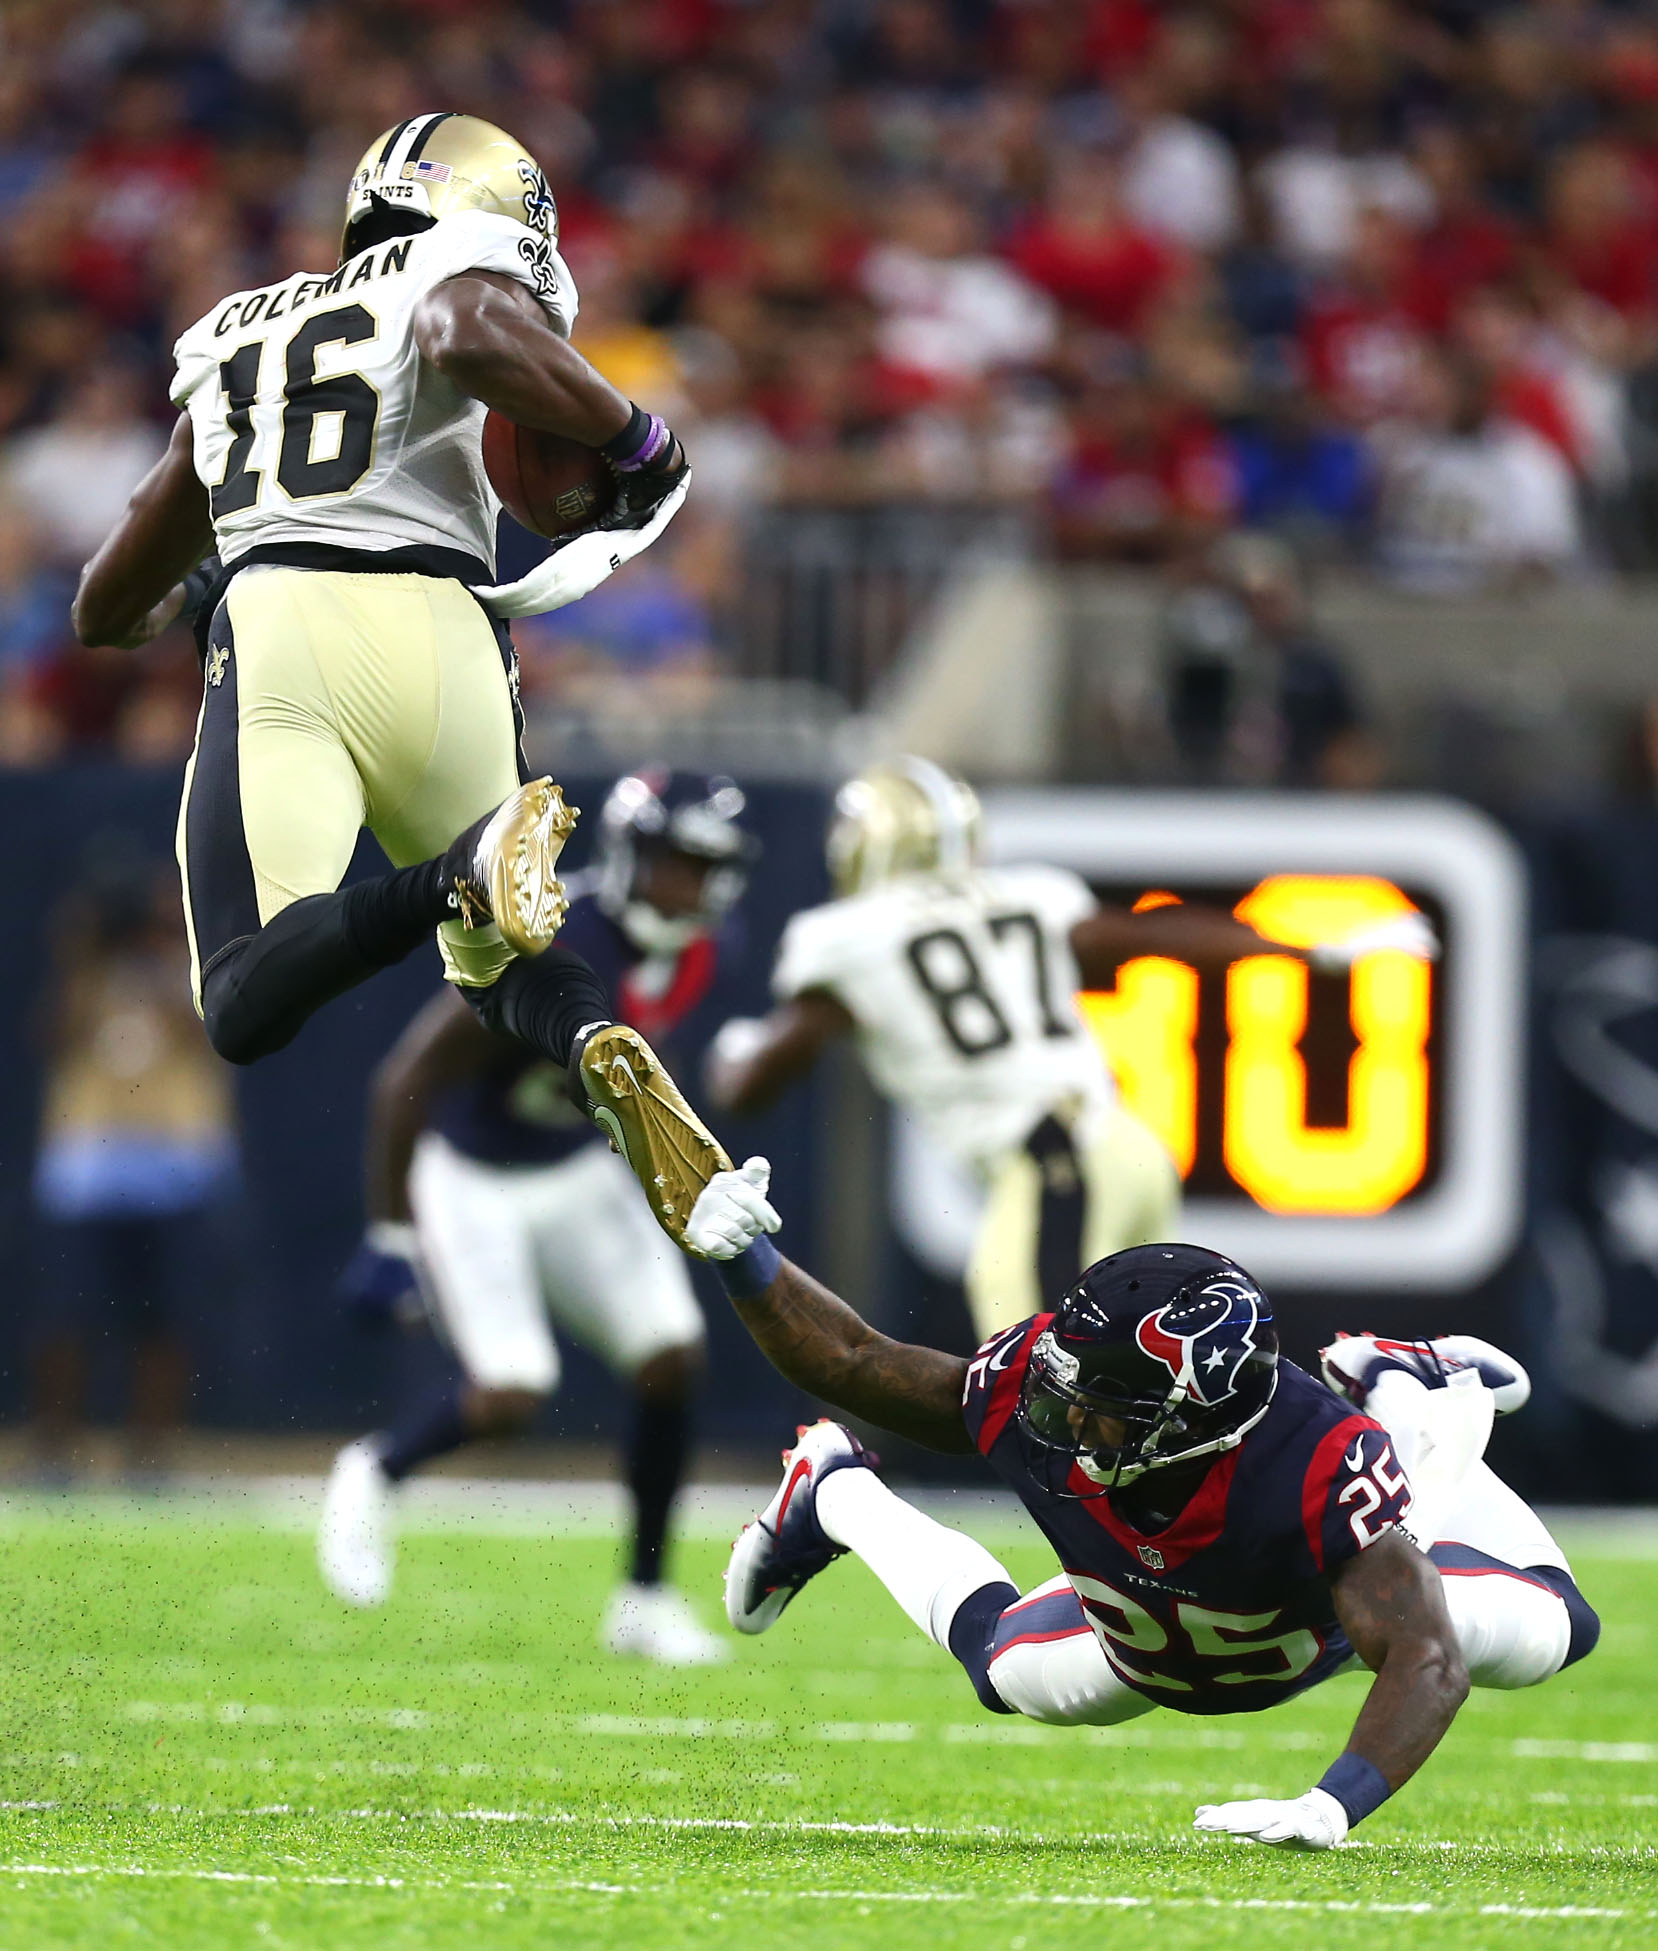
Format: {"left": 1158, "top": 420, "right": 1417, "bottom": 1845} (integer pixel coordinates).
{"left": 814, "top": 1467, "right": 1016, "bottom": 1648}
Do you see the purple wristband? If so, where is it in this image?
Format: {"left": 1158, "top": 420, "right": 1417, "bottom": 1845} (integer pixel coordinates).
{"left": 602, "top": 403, "right": 671, "bottom": 472}
{"left": 714, "top": 1234, "right": 781, "bottom": 1300}
{"left": 1316, "top": 1753, "right": 1392, "bottom": 1826}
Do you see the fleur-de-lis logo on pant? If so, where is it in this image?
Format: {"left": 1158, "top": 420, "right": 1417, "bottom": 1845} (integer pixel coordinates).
{"left": 206, "top": 644, "right": 229, "bottom": 687}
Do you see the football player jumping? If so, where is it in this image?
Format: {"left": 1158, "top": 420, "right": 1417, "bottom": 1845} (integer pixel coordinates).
{"left": 707, "top": 757, "right": 1432, "bottom": 1335}
{"left": 319, "top": 772, "right": 755, "bottom": 1664}
{"left": 680, "top": 1164, "right": 1599, "bottom": 1849}
{"left": 71, "top": 113, "right": 726, "bottom": 1248}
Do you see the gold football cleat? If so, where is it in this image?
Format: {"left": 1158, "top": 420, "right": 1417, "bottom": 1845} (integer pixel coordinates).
{"left": 446, "top": 777, "right": 578, "bottom": 957}
{"left": 579, "top": 1025, "right": 733, "bottom": 1252}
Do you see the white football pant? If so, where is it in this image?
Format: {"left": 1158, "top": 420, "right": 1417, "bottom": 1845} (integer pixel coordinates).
{"left": 813, "top": 1450, "right": 1584, "bottom": 1729}
{"left": 408, "top": 1131, "right": 705, "bottom": 1390}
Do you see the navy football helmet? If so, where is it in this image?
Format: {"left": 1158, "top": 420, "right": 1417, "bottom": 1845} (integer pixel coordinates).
{"left": 594, "top": 768, "right": 759, "bottom": 953}
{"left": 1015, "top": 1244, "right": 1278, "bottom": 1496}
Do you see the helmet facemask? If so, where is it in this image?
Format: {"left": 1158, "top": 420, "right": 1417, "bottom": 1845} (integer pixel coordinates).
{"left": 1015, "top": 1326, "right": 1276, "bottom": 1499}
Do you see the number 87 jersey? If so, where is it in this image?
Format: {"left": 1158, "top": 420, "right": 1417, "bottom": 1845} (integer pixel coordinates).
{"left": 771, "top": 864, "right": 1116, "bottom": 1175}
{"left": 170, "top": 210, "right": 578, "bottom": 571}
{"left": 963, "top": 1320, "right": 1415, "bottom": 1715}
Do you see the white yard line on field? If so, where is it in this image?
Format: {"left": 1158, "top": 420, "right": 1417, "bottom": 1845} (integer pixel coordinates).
{"left": 0, "top": 1861, "right": 1648, "bottom": 1923}
{"left": 105, "top": 1701, "right": 1658, "bottom": 1766}
{"left": 5, "top": 1802, "right": 1656, "bottom": 1865}
{"left": 1, "top": 1481, "right": 1651, "bottom": 1557}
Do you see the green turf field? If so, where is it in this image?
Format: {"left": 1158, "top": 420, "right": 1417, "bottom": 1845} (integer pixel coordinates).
{"left": 0, "top": 1493, "right": 1652, "bottom": 1949}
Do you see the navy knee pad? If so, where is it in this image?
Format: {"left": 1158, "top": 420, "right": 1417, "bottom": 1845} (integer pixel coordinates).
{"left": 1529, "top": 1565, "right": 1602, "bottom": 1669}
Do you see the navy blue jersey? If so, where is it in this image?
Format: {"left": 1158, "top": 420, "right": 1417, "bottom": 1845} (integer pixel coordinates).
{"left": 962, "top": 1316, "right": 1413, "bottom": 1716}
{"left": 428, "top": 888, "right": 727, "bottom": 1168}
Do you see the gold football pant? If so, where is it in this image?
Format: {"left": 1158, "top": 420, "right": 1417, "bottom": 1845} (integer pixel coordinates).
{"left": 964, "top": 1100, "right": 1182, "bottom": 1339}
{"left": 177, "top": 566, "right": 524, "bottom": 1012}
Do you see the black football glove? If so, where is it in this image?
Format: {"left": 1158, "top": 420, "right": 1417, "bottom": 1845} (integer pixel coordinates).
{"left": 599, "top": 434, "right": 688, "bottom": 533}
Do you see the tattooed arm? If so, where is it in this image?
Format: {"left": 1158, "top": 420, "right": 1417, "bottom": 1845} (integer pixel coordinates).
{"left": 731, "top": 1255, "right": 975, "bottom": 1456}
{"left": 1328, "top": 1527, "right": 1470, "bottom": 1789}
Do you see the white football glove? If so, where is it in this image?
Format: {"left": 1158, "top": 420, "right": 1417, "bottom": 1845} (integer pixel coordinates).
{"left": 1193, "top": 1787, "right": 1349, "bottom": 1851}
{"left": 1309, "top": 911, "right": 1439, "bottom": 973}
{"left": 475, "top": 470, "right": 691, "bottom": 617}
{"left": 684, "top": 1157, "right": 782, "bottom": 1261}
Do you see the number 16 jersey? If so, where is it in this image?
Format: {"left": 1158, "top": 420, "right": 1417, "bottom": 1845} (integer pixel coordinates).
{"left": 170, "top": 212, "right": 578, "bottom": 571}
{"left": 772, "top": 865, "right": 1114, "bottom": 1174}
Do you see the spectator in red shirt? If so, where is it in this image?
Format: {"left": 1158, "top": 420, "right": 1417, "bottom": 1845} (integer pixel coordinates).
{"left": 1009, "top": 150, "right": 1184, "bottom": 338}
{"left": 1539, "top": 143, "right": 1658, "bottom": 323}
{"left": 1051, "top": 364, "right": 1238, "bottom": 563}
{"left": 63, "top": 68, "right": 215, "bottom": 328}
{"left": 1405, "top": 125, "right": 1519, "bottom": 335}
{"left": 1301, "top": 206, "right": 1434, "bottom": 425}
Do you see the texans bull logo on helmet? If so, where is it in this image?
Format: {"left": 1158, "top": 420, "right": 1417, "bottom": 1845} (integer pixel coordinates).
{"left": 1134, "top": 1279, "right": 1268, "bottom": 1407}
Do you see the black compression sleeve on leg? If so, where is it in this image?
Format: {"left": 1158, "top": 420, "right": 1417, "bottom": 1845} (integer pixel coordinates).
{"left": 338, "top": 858, "right": 452, "bottom": 959}
{"left": 947, "top": 1580, "right": 1022, "bottom": 1715}
{"left": 199, "top": 862, "right": 454, "bottom": 1066}
{"left": 626, "top": 1393, "right": 692, "bottom": 1587}
{"left": 460, "top": 944, "right": 612, "bottom": 1070}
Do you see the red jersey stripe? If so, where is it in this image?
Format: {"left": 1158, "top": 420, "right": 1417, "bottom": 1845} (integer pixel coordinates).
{"left": 618, "top": 933, "right": 716, "bottom": 1043}
{"left": 1301, "top": 1413, "right": 1384, "bottom": 1572}
{"left": 976, "top": 1314, "right": 1052, "bottom": 1456}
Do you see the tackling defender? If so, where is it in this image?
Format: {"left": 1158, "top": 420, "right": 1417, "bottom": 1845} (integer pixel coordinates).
{"left": 707, "top": 758, "right": 1431, "bottom": 1334}
{"left": 71, "top": 112, "right": 726, "bottom": 1245}
{"left": 320, "top": 772, "right": 754, "bottom": 1664}
{"left": 680, "top": 1163, "right": 1598, "bottom": 1848}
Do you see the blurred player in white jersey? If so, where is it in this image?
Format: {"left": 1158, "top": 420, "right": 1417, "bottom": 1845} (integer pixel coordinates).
{"left": 72, "top": 111, "right": 728, "bottom": 1248}
{"left": 708, "top": 758, "right": 1432, "bottom": 1337}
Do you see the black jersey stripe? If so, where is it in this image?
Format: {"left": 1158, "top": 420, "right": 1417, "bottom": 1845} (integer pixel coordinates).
{"left": 404, "top": 111, "right": 457, "bottom": 165}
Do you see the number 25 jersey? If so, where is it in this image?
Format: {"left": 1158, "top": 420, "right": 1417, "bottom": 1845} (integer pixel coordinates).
{"left": 962, "top": 1318, "right": 1415, "bottom": 1715}
{"left": 170, "top": 212, "right": 579, "bottom": 571}
{"left": 771, "top": 865, "right": 1114, "bottom": 1174}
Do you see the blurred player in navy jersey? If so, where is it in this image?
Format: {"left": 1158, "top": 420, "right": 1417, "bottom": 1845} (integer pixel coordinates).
{"left": 318, "top": 771, "right": 756, "bottom": 1664}
{"left": 677, "top": 1165, "right": 1600, "bottom": 1847}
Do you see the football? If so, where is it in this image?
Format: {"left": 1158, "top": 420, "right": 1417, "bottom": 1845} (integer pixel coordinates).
{"left": 481, "top": 412, "right": 617, "bottom": 538}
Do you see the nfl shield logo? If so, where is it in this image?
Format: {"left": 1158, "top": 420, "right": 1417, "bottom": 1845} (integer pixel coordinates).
{"left": 1138, "top": 1544, "right": 1166, "bottom": 1572}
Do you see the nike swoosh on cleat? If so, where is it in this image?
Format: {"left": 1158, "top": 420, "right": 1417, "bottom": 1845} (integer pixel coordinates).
{"left": 591, "top": 1107, "right": 632, "bottom": 1163}
{"left": 774, "top": 1458, "right": 813, "bottom": 1529}
{"left": 1345, "top": 1439, "right": 1367, "bottom": 1471}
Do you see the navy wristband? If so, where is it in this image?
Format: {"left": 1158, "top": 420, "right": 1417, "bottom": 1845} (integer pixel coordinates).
{"left": 714, "top": 1234, "right": 781, "bottom": 1300}
{"left": 1316, "top": 1753, "right": 1392, "bottom": 1826}
{"left": 600, "top": 401, "right": 672, "bottom": 472}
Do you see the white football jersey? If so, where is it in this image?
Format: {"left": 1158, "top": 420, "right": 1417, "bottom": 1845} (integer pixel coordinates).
{"left": 171, "top": 212, "right": 578, "bottom": 570}
{"left": 773, "top": 865, "right": 1114, "bottom": 1172}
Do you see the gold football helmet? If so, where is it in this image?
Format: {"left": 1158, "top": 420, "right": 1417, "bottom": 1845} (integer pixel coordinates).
{"left": 827, "top": 757, "right": 983, "bottom": 896}
{"left": 341, "top": 112, "right": 558, "bottom": 262}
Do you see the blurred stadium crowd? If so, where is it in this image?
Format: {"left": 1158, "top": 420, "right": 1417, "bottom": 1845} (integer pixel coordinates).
{"left": 8, "top": 0, "right": 1658, "bottom": 760}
